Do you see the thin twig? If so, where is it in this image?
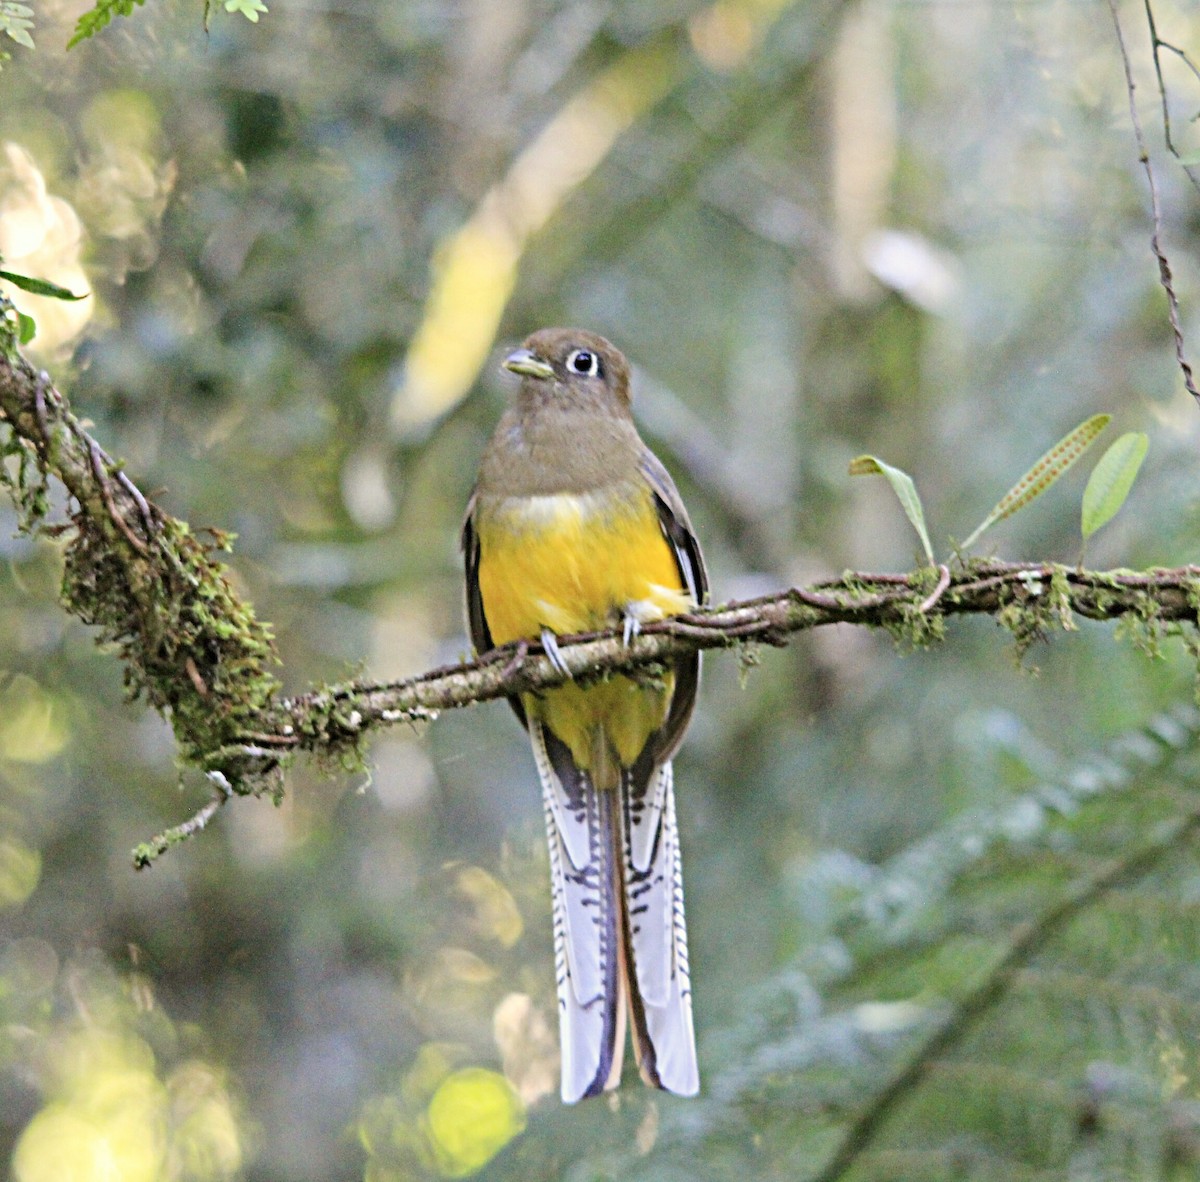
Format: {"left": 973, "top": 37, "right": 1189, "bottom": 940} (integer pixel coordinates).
{"left": 919, "top": 564, "right": 951, "bottom": 613}
{"left": 1110, "top": 0, "right": 1200, "bottom": 403}
{"left": 184, "top": 656, "right": 209, "bottom": 697}
{"left": 33, "top": 370, "right": 50, "bottom": 446}
{"left": 1142, "top": 0, "right": 1200, "bottom": 194}
{"left": 117, "top": 469, "right": 156, "bottom": 536}
{"left": 499, "top": 638, "right": 529, "bottom": 681}
{"left": 87, "top": 437, "right": 149, "bottom": 555}
{"left": 239, "top": 731, "right": 297, "bottom": 747}
{"left": 131, "top": 783, "right": 231, "bottom": 870}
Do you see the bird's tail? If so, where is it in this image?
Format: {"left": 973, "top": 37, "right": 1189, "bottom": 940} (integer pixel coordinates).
{"left": 530, "top": 717, "right": 698, "bottom": 1103}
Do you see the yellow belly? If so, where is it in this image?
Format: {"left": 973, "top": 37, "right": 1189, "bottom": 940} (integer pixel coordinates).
{"left": 475, "top": 488, "right": 692, "bottom": 779}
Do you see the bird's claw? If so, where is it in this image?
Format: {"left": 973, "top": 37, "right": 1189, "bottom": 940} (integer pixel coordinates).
{"left": 540, "top": 628, "right": 573, "bottom": 678}
{"left": 622, "top": 612, "right": 641, "bottom": 647}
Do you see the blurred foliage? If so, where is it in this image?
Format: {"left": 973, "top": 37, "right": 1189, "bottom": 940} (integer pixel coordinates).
{"left": 4, "top": 0, "right": 1200, "bottom": 1178}
{"left": 0, "top": 0, "right": 34, "bottom": 69}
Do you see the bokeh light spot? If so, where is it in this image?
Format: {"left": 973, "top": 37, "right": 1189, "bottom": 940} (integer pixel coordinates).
{"left": 424, "top": 1067, "right": 526, "bottom": 1178}
{"left": 0, "top": 142, "right": 91, "bottom": 356}
{"left": 454, "top": 865, "right": 523, "bottom": 948}
{"left": 0, "top": 838, "right": 41, "bottom": 907}
{"left": 0, "top": 674, "right": 68, "bottom": 764}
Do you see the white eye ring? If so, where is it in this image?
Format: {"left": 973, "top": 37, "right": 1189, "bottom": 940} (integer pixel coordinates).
{"left": 565, "top": 348, "right": 601, "bottom": 377}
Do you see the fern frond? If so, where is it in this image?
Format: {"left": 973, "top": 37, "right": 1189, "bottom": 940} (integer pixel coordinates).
{"left": 68, "top": 0, "right": 145, "bottom": 47}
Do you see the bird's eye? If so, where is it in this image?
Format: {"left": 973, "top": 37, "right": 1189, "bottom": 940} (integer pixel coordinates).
{"left": 566, "top": 348, "right": 601, "bottom": 377}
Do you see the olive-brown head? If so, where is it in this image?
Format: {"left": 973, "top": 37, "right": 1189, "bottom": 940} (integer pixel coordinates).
{"left": 502, "top": 327, "right": 633, "bottom": 420}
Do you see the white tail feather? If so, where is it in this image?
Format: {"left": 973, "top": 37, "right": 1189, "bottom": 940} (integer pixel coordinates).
{"left": 622, "top": 761, "right": 698, "bottom": 1095}
{"left": 531, "top": 720, "right": 698, "bottom": 1101}
{"left": 531, "top": 719, "right": 625, "bottom": 1102}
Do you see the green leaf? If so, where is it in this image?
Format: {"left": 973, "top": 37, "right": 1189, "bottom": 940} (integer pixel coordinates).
{"left": 961, "top": 414, "right": 1110, "bottom": 550}
{"left": 849, "top": 454, "right": 935, "bottom": 565}
{"left": 67, "top": 0, "right": 143, "bottom": 48}
{"left": 0, "top": 270, "right": 88, "bottom": 301}
{"left": 16, "top": 311, "right": 35, "bottom": 344}
{"left": 1081, "top": 431, "right": 1148, "bottom": 540}
{"left": 0, "top": 0, "right": 33, "bottom": 49}
{"left": 224, "top": 0, "right": 267, "bottom": 21}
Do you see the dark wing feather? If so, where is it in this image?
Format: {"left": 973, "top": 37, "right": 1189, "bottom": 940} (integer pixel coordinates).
{"left": 461, "top": 492, "right": 494, "bottom": 654}
{"left": 462, "top": 492, "right": 527, "bottom": 728}
{"left": 640, "top": 450, "right": 708, "bottom": 764}
{"left": 640, "top": 451, "right": 707, "bottom": 605}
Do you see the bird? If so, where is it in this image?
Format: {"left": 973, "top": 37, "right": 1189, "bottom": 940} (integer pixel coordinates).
{"left": 462, "top": 327, "right": 707, "bottom": 1102}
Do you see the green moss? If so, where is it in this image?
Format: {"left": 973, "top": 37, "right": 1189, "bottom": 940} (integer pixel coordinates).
{"left": 996, "top": 601, "right": 1044, "bottom": 666}
{"left": 59, "top": 505, "right": 283, "bottom": 782}
{"left": 737, "top": 643, "right": 761, "bottom": 689}
{"left": 0, "top": 294, "right": 18, "bottom": 360}
{"left": 882, "top": 600, "right": 947, "bottom": 651}
{"left": 0, "top": 425, "right": 50, "bottom": 533}
{"left": 838, "top": 570, "right": 879, "bottom": 601}
{"left": 1047, "top": 566, "right": 1077, "bottom": 632}
{"left": 994, "top": 575, "right": 1052, "bottom": 665}
{"left": 293, "top": 689, "right": 370, "bottom": 777}
{"left": 621, "top": 661, "right": 670, "bottom": 694}
{"left": 1113, "top": 594, "right": 1164, "bottom": 660}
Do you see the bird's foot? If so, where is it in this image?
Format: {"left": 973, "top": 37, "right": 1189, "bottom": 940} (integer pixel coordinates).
{"left": 621, "top": 611, "right": 642, "bottom": 647}
{"left": 540, "top": 628, "right": 573, "bottom": 678}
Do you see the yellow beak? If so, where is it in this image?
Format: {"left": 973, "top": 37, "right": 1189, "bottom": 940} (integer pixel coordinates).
{"left": 503, "top": 348, "right": 555, "bottom": 380}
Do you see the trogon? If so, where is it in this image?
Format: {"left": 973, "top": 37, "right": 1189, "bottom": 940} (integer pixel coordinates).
{"left": 462, "top": 327, "right": 708, "bottom": 1101}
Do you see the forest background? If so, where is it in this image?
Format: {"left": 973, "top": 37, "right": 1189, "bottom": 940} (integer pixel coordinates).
{"left": 3, "top": 0, "right": 1200, "bottom": 1179}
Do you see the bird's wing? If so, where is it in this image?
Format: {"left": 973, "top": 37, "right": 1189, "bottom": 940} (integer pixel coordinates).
{"left": 640, "top": 449, "right": 707, "bottom": 763}
{"left": 640, "top": 450, "right": 707, "bottom": 605}
{"left": 531, "top": 718, "right": 627, "bottom": 1102}
{"left": 462, "top": 492, "right": 528, "bottom": 728}
{"left": 460, "top": 492, "right": 494, "bottom": 654}
{"left": 620, "top": 757, "right": 699, "bottom": 1095}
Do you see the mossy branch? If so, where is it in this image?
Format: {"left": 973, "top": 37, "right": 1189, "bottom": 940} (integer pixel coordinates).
{"left": 278, "top": 559, "right": 1200, "bottom": 757}
{"left": 0, "top": 309, "right": 286, "bottom": 814}
{"left": 4, "top": 328, "right": 1200, "bottom": 866}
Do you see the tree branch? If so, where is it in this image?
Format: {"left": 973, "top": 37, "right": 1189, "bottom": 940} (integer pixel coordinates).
{"left": 281, "top": 560, "right": 1200, "bottom": 734}
{"left": 4, "top": 311, "right": 1200, "bottom": 865}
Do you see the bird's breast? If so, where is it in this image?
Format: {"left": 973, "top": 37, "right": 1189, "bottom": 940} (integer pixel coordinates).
{"left": 474, "top": 484, "right": 690, "bottom": 644}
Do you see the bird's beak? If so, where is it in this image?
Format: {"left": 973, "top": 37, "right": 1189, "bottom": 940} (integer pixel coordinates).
{"left": 503, "top": 348, "right": 555, "bottom": 380}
